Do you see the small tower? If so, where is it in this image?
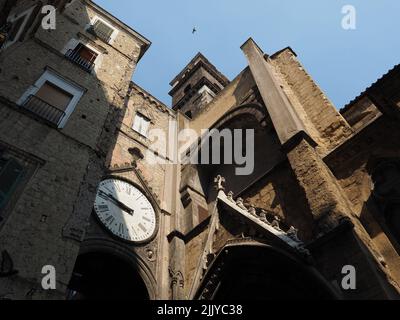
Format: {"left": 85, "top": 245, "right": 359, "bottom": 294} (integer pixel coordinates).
{"left": 169, "top": 53, "right": 229, "bottom": 119}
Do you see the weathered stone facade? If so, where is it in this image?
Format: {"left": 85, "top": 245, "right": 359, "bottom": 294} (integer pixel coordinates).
{"left": 0, "top": 0, "right": 400, "bottom": 300}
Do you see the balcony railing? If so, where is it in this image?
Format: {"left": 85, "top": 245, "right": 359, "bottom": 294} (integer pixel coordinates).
{"left": 22, "top": 95, "right": 66, "bottom": 127}
{"left": 65, "top": 49, "right": 95, "bottom": 73}
{"left": 87, "top": 25, "right": 112, "bottom": 44}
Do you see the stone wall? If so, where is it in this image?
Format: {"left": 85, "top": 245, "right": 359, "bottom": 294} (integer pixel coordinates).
{"left": 0, "top": 0, "right": 145, "bottom": 299}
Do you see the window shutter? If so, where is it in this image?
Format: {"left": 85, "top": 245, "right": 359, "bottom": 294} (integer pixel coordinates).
{"left": 133, "top": 113, "right": 151, "bottom": 137}
{"left": 35, "top": 81, "right": 73, "bottom": 111}
{"left": 132, "top": 115, "right": 142, "bottom": 133}
{"left": 140, "top": 118, "right": 150, "bottom": 137}
{"left": 93, "top": 20, "right": 114, "bottom": 39}
{"left": 0, "top": 159, "right": 24, "bottom": 210}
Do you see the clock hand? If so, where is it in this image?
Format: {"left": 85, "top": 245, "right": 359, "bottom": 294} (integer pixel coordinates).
{"left": 99, "top": 190, "right": 135, "bottom": 216}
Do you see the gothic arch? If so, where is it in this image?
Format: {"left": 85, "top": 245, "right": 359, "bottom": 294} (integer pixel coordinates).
{"left": 209, "top": 103, "right": 268, "bottom": 131}
{"left": 195, "top": 242, "right": 340, "bottom": 300}
{"left": 68, "top": 238, "right": 157, "bottom": 300}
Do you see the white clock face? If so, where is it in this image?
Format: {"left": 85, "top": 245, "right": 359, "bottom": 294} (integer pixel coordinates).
{"left": 94, "top": 179, "right": 157, "bottom": 243}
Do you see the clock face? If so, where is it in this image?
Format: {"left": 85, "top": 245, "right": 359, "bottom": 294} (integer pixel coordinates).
{"left": 94, "top": 179, "right": 157, "bottom": 243}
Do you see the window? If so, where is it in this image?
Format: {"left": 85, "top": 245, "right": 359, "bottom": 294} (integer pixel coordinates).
{"left": 184, "top": 85, "right": 192, "bottom": 94}
{"left": 0, "top": 146, "right": 40, "bottom": 228}
{"left": 87, "top": 17, "right": 118, "bottom": 44}
{"left": 18, "top": 70, "right": 85, "bottom": 128}
{"left": 185, "top": 111, "right": 193, "bottom": 119}
{"left": 35, "top": 82, "right": 73, "bottom": 111}
{"left": 65, "top": 43, "right": 98, "bottom": 73}
{"left": 132, "top": 113, "right": 151, "bottom": 137}
{"left": 0, "top": 158, "right": 24, "bottom": 213}
{"left": 89, "top": 20, "right": 114, "bottom": 43}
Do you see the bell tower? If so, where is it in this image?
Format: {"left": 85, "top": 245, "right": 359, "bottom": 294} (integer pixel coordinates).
{"left": 169, "top": 53, "right": 229, "bottom": 118}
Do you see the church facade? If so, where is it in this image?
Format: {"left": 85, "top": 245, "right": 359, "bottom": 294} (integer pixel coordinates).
{"left": 0, "top": 0, "right": 399, "bottom": 300}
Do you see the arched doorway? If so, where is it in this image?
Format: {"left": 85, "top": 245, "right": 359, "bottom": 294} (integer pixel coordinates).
{"left": 67, "top": 252, "right": 150, "bottom": 300}
{"left": 196, "top": 244, "right": 339, "bottom": 300}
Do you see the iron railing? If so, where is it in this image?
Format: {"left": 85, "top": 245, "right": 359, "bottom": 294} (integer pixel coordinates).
{"left": 22, "top": 95, "right": 66, "bottom": 127}
{"left": 65, "top": 49, "right": 95, "bottom": 73}
{"left": 87, "top": 25, "right": 112, "bottom": 43}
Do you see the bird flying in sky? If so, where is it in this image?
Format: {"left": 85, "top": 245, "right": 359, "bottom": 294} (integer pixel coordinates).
{"left": 192, "top": 27, "right": 197, "bottom": 34}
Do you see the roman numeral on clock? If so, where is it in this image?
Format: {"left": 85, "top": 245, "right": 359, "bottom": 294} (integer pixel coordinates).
{"left": 138, "top": 223, "right": 147, "bottom": 233}
{"left": 143, "top": 216, "right": 152, "bottom": 223}
{"left": 105, "top": 215, "right": 115, "bottom": 225}
{"left": 98, "top": 204, "right": 109, "bottom": 213}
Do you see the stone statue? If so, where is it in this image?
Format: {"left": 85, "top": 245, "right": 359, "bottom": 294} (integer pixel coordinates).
{"left": 271, "top": 216, "right": 282, "bottom": 231}
{"left": 227, "top": 191, "right": 235, "bottom": 203}
{"left": 214, "top": 175, "right": 226, "bottom": 191}
{"left": 287, "top": 226, "right": 301, "bottom": 243}
{"left": 236, "top": 198, "right": 248, "bottom": 211}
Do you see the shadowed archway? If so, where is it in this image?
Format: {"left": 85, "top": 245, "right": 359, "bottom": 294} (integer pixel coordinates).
{"left": 195, "top": 243, "right": 340, "bottom": 300}
{"left": 67, "top": 251, "right": 150, "bottom": 300}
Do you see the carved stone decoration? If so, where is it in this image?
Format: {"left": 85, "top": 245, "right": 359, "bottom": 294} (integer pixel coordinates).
{"left": 287, "top": 226, "right": 301, "bottom": 243}
{"left": 259, "top": 210, "right": 270, "bottom": 224}
{"left": 0, "top": 250, "right": 18, "bottom": 278}
{"left": 271, "top": 216, "right": 282, "bottom": 231}
{"left": 169, "top": 267, "right": 184, "bottom": 289}
{"left": 236, "top": 198, "right": 247, "bottom": 211}
{"left": 227, "top": 191, "right": 235, "bottom": 203}
{"left": 214, "top": 175, "right": 226, "bottom": 191}
{"left": 145, "top": 248, "right": 156, "bottom": 262}
{"left": 248, "top": 205, "right": 257, "bottom": 217}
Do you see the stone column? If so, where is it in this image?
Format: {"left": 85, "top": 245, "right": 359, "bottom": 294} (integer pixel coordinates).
{"left": 241, "top": 38, "right": 351, "bottom": 234}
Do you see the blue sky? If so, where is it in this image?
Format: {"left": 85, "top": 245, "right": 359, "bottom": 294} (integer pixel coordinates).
{"left": 94, "top": 0, "right": 400, "bottom": 109}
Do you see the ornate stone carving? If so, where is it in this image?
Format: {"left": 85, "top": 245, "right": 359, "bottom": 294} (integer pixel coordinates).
{"left": 248, "top": 205, "right": 257, "bottom": 217}
{"left": 169, "top": 268, "right": 184, "bottom": 289}
{"left": 145, "top": 248, "right": 156, "bottom": 262}
{"left": 259, "top": 210, "right": 270, "bottom": 224}
{"left": 287, "top": 226, "right": 301, "bottom": 243}
{"left": 236, "top": 198, "right": 247, "bottom": 211}
{"left": 214, "top": 175, "right": 226, "bottom": 191}
{"left": 271, "top": 216, "right": 282, "bottom": 231}
{"left": 227, "top": 191, "right": 235, "bottom": 203}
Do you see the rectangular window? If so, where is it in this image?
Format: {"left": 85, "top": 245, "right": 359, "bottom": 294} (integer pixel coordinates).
{"left": 65, "top": 43, "right": 98, "bottom": 73}
{"left": 90, "top": 20, "right": 114, "bottom": 43}
{"left": 18, "top": 70, "right": 85, "bottom": 128}
{"left": 35, "top": 82, "right": 73, "bottom": 111}
{"left": 0, "top": 146, "right": 41, "bottom": 227}
{"left": 132, "top": 113, "right": 151, "bottom": 137}
{"left": 0, "top": 158, "right": 24, "bottom": 212}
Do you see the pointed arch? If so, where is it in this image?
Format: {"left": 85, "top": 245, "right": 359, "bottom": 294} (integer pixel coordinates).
{"left": 195, "top": 242, "right": 340, "bottom": 300}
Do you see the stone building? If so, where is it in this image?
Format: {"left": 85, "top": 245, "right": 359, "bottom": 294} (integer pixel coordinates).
{"left": 0, "top": 0, "right": 400, "bottom": 300}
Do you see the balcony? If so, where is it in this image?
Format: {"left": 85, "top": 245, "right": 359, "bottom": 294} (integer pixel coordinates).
{"left": 22, "top": 95, "right": 66, "bottom": 127}
{"left": 65, "top": 49, "right": 95, "bottom": 73}
{"left": 87, "top": 25, "right": 112, "bottom": 44}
